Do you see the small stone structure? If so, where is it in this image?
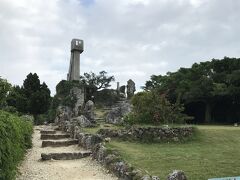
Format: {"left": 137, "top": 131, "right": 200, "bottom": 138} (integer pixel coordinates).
{"left": 127, "top": 79, "right": 136, "bottom": 99}
{"left": 42, "top": 139, "right": 78, "bottom": 148}
{"left": 41, "top": 151, "right": 91, "bottom": 161}
{"left": 67, "top": 39, "right": 84, "bottom": 81}
{"left": 40, "top": 134, "right": 70, "bottom": 140}
{"left": 98, "top": 127, "right": 194, "bottom": 143}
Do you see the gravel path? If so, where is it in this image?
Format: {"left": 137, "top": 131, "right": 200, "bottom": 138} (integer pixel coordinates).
{"left": 17, "top": 126, "right": 117, "bottom": 180}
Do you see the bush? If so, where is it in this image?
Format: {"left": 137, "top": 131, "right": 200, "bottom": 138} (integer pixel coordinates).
{"left": 94, "top": 89, "right": 120, "bottom": 106}
{"left": 128, "top": 91, "right": 191, "bottom": 125}
{"left": 0, "top": 110, "right": 33, "bottom": 180}
{"left": 35, "top": 114, "right": 47, "bottom": 125}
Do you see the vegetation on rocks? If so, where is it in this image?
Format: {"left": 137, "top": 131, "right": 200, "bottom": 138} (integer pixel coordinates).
{"left": 0, "top": 110, "right": 33, "bottom": 180}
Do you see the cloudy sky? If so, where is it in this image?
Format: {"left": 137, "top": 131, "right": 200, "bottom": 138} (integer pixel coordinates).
{"left": 1, "top": 0, "right": 240, "bottom": 94}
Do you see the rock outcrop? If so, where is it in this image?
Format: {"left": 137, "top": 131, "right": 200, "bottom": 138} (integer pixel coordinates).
{"left": 70, "top": 87, "right": 85, "bottom": 116}
{"left": 167, "top": 170, "right": 187, "bottom": 180}
{"left": 55, "top": 106, "right": 73, "bottom": 125}
{"left": 106, "top": 101, "right": 131, "bottom": 124}
{"left": 84, "top": 100, "right": 95, "bottom": 123}
{"left": 71, "top": 115, "right": 93, "bottom": 128}
{"left": 127, "top": 79, "right": 136, "bottom": 99}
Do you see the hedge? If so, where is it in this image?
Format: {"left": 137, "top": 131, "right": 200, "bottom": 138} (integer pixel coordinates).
{"left": 0, "top": 110, "right": 33, "bottom": 180}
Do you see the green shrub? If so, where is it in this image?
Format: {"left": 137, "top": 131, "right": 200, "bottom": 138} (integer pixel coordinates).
{"left": 0, "top": 110, "right": 33, "bottom": 180}
{"left": 35, "top": 114, "right": 47, "bottom": 125}
{"left": 129, "top": 91, "right": 192, "bottom": 125}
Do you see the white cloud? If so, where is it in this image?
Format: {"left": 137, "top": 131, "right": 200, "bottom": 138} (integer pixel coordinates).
{"left": 0, "top": 0, "right": 240, "bottom": 94}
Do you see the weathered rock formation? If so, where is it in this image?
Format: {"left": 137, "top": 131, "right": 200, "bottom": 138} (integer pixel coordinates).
{"left": 84, "top": 100, "right": 95, "bottom": 123}
{"left": 127, "top": 79, "right": 136, "bottom": 99}
{"left": 70, "top": 87, "right": 85, "bottom": 116}
{"left": 55, "top": 106, "right": 73, "bottom": 125}
{"left": 106, "top": 101, "right": 132, "bottom": 124}
{"left": 167, "top": 170, "right": 187, "bottom": 180}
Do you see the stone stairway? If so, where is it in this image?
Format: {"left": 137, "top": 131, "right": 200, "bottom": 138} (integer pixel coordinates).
{"left": 41, "top": 134, "right": 70, "bottom": 140}
{"left": 40, "top": 127, "right": 91, "bottom": 161}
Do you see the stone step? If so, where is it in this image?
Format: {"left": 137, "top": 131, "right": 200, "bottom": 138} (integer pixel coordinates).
{"left": 40, "top": 134, "right": 70, "bottom": 140}
{"left": 42, "top": 140, "right": 78, "bottom": 147}
{"left": 40, "top": 130, "right": 56, "bottom": 134}
{"left": 41, "top": 151, "right": 92, "bottom": 161}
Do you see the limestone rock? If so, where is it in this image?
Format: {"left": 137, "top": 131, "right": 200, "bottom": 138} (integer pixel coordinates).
{"left": 141, "top": 175, "right": 151, "bottom": 180}
{"left": 127, "top": 79, "right": 136, "bottom": 99}
{"left": 106, "top": 101, "right": 131, "bottom": 124}
{"left": 71, "top": 115, "right": 92, "bottom": 127}
{"left": 152, "top": 176, "right": 160, "bottom": 180}
{"left": 167, "top": 170, "right": 187, "bottom": 180}
{"left": 84, "top": 100, "right": 95, "bottom": 123}
{"left": 78, "top": 133, "right": 103, "bottom": 150}
{"left": 70, "top": 87, "right": 85, "bottom": 116}
{"left": 55, "top": 106, "right": 72, "bottom": 124}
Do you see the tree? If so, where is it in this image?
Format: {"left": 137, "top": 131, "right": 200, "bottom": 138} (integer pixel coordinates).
{"left": 23, "top": 73, "right": 41, "bottom": 96}
{"left": 0, "top": 77, "right": 11, "bottom": 108}
{"left": 6, "top": 85, "right": 28, "bottom": 113}
{"left": 80, "top": 71, "right": 115, "bottom": 91}
{"left": 23, "top": 73, "right": 51, "bottom": 117}
{"left": 6, "top": 73, "right": 51, "bottom": 118}
{"left": 144, "top": 57, "right": 240, "bottom": 124}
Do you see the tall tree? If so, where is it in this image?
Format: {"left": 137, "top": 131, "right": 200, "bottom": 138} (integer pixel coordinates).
{"left": 144, "top": 57, "right": 240, "bottom": 124}
{"left": 6, "top": 73, "right": 51, "bottom": 118}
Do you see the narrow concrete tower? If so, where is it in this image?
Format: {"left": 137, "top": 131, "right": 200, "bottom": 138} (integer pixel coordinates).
{"left": 67, "top": 39, "right": 84, "bottom": 81}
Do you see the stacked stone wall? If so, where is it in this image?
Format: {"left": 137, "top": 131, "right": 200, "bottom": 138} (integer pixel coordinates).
{"left": 98, "top": 127, "right": 194, "bottom": 143}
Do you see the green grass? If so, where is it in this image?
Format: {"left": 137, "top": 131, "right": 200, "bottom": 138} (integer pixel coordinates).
{"left": 107, "top": 125, "right": 240, "bottom": 180}
{"left": 95, "top": 108, "right": 108, "bottom": 119}
{"left": 83, "top": 124, "right": 124, "bottom": 134}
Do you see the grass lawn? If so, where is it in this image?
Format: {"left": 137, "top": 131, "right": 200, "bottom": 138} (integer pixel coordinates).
{"left": 83, "top": 124, "right": 123, "bottom": 134}
{"left": 107, "top": 125, "right": 240, "bottom": 180}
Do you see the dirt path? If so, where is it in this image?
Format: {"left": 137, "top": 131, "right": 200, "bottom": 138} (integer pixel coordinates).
{"left": 17, "top": 126, "right": 117, "bottom": 180}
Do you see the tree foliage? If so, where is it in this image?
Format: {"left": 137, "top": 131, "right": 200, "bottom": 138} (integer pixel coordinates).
{"left": 80, "top": 71, "right": 115, "bottom": 91}
{"left": 144, "top": 57, "right": 240, "bottom": 123}
{"left": 6, "top": 73, "right": 51, "bottom": 118}
{"left": 125, "top": 91, "right": 191, "bottom": 125}
{"left": 0, "top": 110, "right": 33, "bottom": 180}
{"left": 0, "top": 77, "right": 11, "bottom": 108}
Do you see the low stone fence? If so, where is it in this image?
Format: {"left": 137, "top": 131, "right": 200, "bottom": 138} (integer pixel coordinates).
{"left": 76, "top": 132, "right": 160, "bottom": 180}
{"left": 59, "top": 121, "right": 188, "bottom": 179}
{"left": 97, "top": 127, "right": 194, "bottom": 143}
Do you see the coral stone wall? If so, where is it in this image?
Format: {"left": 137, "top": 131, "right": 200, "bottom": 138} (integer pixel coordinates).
{"left": 98, "top": 127, "right": 194, "bottom": 142}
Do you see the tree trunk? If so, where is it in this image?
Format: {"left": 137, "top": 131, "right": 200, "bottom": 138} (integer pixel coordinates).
{"left": 205, "top": 102, "right": 212, "bottom": 123}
